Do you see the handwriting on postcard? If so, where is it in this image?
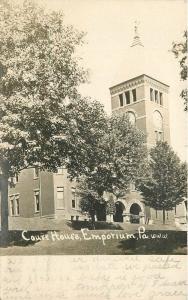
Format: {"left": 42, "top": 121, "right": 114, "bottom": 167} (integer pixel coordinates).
{"left": 0, "top": 256, "right": 186, "bottom": 300}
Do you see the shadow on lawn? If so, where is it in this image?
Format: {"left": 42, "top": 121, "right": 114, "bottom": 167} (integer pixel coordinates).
{"left": 0, "top": 230, "right": 49, "bottom": 248}
{"left": 66, "top": 220, "right": 123, "bottom": 230}
{"left": 118, "top": 230, "right": 187, "bottom": 254}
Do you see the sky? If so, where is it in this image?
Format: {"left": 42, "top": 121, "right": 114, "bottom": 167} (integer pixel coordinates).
{"left": 42, "top": 0, "right": 187, "bottom": 161}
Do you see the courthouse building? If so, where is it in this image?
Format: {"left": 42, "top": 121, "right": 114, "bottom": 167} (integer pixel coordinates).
{"left": 7, "top": 26, "right": 187, "bottom": 225}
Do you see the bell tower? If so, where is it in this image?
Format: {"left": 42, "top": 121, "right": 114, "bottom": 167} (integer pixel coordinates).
{"left": 109, "top": 22, "right": 170, "bottom": 147}
{"left": 108, "top": 24, "right": 171, "bottom": 225}
{"left": 110, "top": 74, "right": 170, "bottom": 147}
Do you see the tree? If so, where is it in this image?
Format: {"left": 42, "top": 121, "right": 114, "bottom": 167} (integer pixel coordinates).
{"left": 77, "top": 178, "right": 102, "bottom": 228}
{"left": 171, "top": 30, "right": 187, "bottom": 111}
{"left": 139, "top": 141, "right": 187, "bottom": 224}
{"left": 0, "top": 0, "right": 106, "bottom": 244}
{"left": 77, "top": 113, "right": 148, "bottom": 221}
{"left": 61, "top": 97, "right": 108, "bottom": 179}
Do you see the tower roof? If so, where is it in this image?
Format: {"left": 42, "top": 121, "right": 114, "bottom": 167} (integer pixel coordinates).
{"left": 131, "top": 21, "right": 144, "bottom": 47}
{"left": 109, "top": 74, "right": 169, "bottom": 95}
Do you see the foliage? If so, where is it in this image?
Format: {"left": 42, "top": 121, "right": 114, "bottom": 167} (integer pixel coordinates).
{"left": 77, "top": 177, "right": 101, "bottom": 224}
{"left": 171, "top": 30, "right": 188, "bottom": 111}
{"left": 138, "top": 141, "right": 187, "bottom": 223}
{"left": 62, "top": 97, "right": 108, "bottom": 179}
{"left": 77, "top": 113, "right": 148, "bottom": 217}
{"left": 87, "top": 113, "right": 147, "bottom": 196}
{"left": 0, "top": 0, "right": 90, "bottom": 176}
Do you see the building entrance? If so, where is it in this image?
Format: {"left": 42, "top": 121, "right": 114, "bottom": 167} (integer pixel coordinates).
{"left": 113, "top": 201, "right": 125, "bottom": 222}
{"left": 96, "top": 203, "right": 106, "bottom": 221}
{"left": 130, "top": 203, "right": 141, "bottom": 223}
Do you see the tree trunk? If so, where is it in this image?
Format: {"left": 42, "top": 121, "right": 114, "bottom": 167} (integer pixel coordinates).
{"left": 0, "top": 173, "right": 9, "bottom": 247}
{"left": 162, "top": 208, "right": 165, "bottom": 225}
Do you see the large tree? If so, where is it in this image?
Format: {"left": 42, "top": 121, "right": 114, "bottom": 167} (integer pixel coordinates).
{"left": 77, "top": 113, "right": 148, "bottom": 221}
{"left": 171, "top": 30, "right": 187, "bottom": 111}
{"left": 139, "top": 141, "right": 187, "bottom": 224}
{"left": 0, "top": 0, "right": 107, "bottom": 244}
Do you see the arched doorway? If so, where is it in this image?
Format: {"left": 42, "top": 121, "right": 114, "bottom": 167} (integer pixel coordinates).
{"left": 96, "top": 203, "right": 106, "bottom": 221}
{"left": 130, "top": 203, "right": 141, "bottom": 224}
{"left": 113, "top": 201, "right": 125, "bottom": 222}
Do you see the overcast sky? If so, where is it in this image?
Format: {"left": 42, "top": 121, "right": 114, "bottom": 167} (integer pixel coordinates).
{"left": 42, "top": 0, "right": 187, "bottom": 161}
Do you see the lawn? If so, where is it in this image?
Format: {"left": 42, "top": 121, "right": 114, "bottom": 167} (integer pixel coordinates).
{"left": 0, "top": 222, "right": 187, "bottom": 255}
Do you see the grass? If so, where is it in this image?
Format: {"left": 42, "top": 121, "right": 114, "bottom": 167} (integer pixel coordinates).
{"left": 0, "top": 222, "right": 187, "bottom": 255}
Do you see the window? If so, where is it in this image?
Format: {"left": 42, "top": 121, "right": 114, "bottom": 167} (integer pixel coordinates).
{"left": 119, "top": 93, "right": 124, "bottom": 107}
{"left": 76, "top": 216, "right": 79, "bottom": 221}
{"left": 158, "top": 132, "right": 163, "bottom": 141}
{"left": 155, "top": 131, "right": 163, "bottom": 142}
{"left": 132, "top": 89, "right": 137, "bottom": 102}
{"left": 154, "top": 90, "right": 158, "bottom": 103}
{"left": 34, "top": 190, "right": 40, "bottom": 212}
{"left": 155, "top": 131, "right": 158, "bottom": 141}
{"left": 71, "top": 216, "right": 74, "bottom": 221}
{"left": 56, "top": 186, "right": 64, "bottom": 208}
{"left": 34, "top": 167, "right": 39, "bottom": 178}
{"left": 56, "top": 168, "right": 64, "bottom": 174}
{"left": 125, "top": 91, "right": 130, "bottom": 105}
{"left": 9, "top": 194, "right": 20, "bottom": 216}
{"left": 130, "top": 182, "right": 136, "bottom": 191}
{"left": 150, "top": 88, "right": 154, "bottom": 101}
{"left": 15, "top": 174, "right": 19, "bottom": 183}
{"left": 72, "top": 199, "right": 76, "bottom": 209}
{"left": 15, "top": 195, "right": 20, "bottom": 215}
{"left": 185, "top": 200, "right": 187, "bottom": 210}
{"left": 71, "top": 187, "right": 77, "bottom": 209}
{"left": 159, "top": 92, "right": 163, "bottom": 105}
{"left": 10, "top": 197, "right": 14, "bottom": 216}
{"left": 153, "top": 110, "right": 163, "bottom": 130}
{"left": 127, "top": 111, "right": 136, "bottom": 125}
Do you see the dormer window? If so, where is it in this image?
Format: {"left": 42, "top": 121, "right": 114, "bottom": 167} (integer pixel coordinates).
{"left": 125, "top": 91, "right": 130, "bottom": 104}
{"left": 119, "top": 93, "right": 123, "bottom": 107}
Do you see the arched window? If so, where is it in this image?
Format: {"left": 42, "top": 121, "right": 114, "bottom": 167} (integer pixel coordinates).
{"left": 127, "top": 111, "right": 136, "bottom": 125}
{"left": 153, "top": 110, "right": 163, "bottom": 142}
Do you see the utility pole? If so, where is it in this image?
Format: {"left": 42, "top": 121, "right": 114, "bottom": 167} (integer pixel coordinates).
{"left": 0, "top": 144, "right": 11, "bottom": 247}
{"left": 0, "top": 172, "right": 9, "bottom": 247}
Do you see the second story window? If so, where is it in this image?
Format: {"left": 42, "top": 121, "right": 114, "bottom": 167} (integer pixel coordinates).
{"left": 9, "top": 194, "right": 20, "bottom": 216}
{"left": 56, "top": 168, "right": 64, "bottom": 174}
{"left": 155, "top": 131, "right": 163, "bottom": 142}
{"left": 34, "top": 167, "right": 39, "bottom": 179}
{"left": 10, "top": 197, "right": 14, "bottom": 216}
{"left": 71, "top": 187, "right": 77, "bottom": 209}
{"left": 119, "top": 93, "right": 124, "bottom": 107}
{"left": 158, "top": 132, "right": 163, "bottom": 142}
{"left": 150, "top": 88, "right": 154, "bottom": 101}
{"left": 132, "top": 89, "right": 137, "bottom": 102}
{"left": 130, "top": 182, "right": 136, "bottom": 191}
{"left": 15, "top": 195, "right": 20, "bottom": 215}
{"left": 56, "top": 186, "right": 64, "bottom": 209}
{"left": 125, "top": 91, "right": 130, "bottom": 105}
{"left": 34, "top": 190, "right": 40, "bottom": 212}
